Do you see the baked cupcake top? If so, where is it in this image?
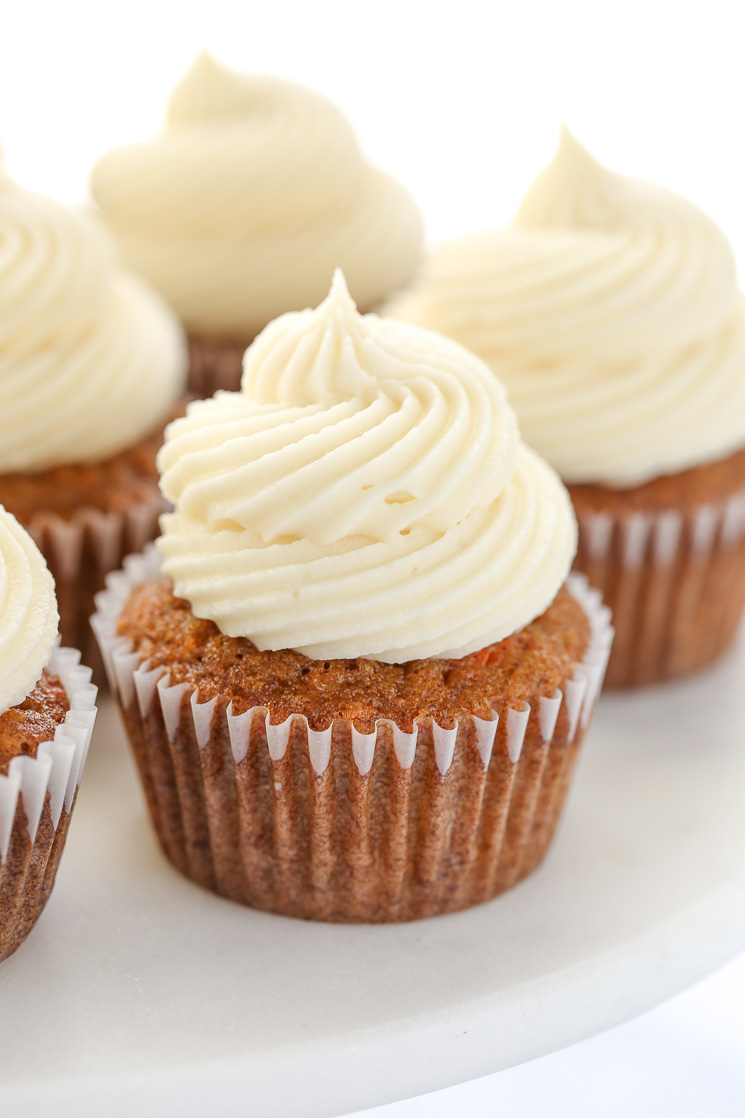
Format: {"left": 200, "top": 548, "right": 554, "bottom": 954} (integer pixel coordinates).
{"left": 0, "top": 161, "right": 186, "bottom": 474}
{"left": 390, "top": 129, "right": 745, "bottom": 487}
{"left": 89, "top": 53, "right": 424, "bottom": 340}
{"left": 156, "top": 272, "right": 576, "bottom": 663}
{"left": 0, "top": 505, "right": 58, "bottom": 714}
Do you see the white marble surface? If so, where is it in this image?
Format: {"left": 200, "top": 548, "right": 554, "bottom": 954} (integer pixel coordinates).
{"left": 355, "top": 949, "right": 745, "bottom": 1117}
{"left": 1, "top": 629, "right": 744, "bottom": 1118}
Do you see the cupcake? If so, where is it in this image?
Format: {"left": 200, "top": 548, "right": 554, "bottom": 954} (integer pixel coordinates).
{"left": 0, "top": 506, "right": 97, "bottom": 962}
{"left": 389, "top": 129, "right": 745, "bottom": 687}
{"left": 90, "top": 52, "right": 424, "bottom": 397}
{"left": 0, "top": 160, "right": 187, "bottom": 679}
{"left": 93, "top": 273, "right": 611, "bottom": 923}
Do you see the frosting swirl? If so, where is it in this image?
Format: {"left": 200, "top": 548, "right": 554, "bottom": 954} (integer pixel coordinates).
{"left": 157, "top": 273, "right": 576, "bottom": 662}
{"left": 90, "top": 53, "right": 423, "bottom": 339}
{"left": 0, "top": 505, "right": 59, "bottom": 714}
{"left": 389, "top": 129, "right": 745, "bottom": 486}
{"left": 0, "top": 164, "right": 186, "bottom": 473}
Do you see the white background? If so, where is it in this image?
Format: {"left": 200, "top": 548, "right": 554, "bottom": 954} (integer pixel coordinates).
{"left": 2, "top": 2, "right": 745, "bottom": 1114}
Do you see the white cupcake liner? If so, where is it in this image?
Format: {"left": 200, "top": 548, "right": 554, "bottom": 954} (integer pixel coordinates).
{"left": 0, "top": 645, "right": 97, "bottom": 960}
{"left": 92, "top": 547, "right": 612, "bottom": 922}
{"left": 0, "top": 645, "right": 96, "bottom": 855}
{"left": 24, "top": 491, "right": 166, "bottom": 685}
{"left": 94, "top": 546, "right": 612, "bottom": 775}
{"left": 576, "top": 487, "right": 745, "bottom": 687}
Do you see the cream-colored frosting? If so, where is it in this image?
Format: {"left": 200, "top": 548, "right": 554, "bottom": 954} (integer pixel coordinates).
{"left": 90, "top": 53, "right": 423, "bottom": 340}
{"left": 390, "top": 129, "right": 745, "bottom": 487}
{"left": 0, "top": 505, "right": 59, "bottom": 714}
{"left": 157, "top": 272, "right": 576, "bottom": 662}
{"left": 0, "top": 163, "right": 186, "bottom": 473}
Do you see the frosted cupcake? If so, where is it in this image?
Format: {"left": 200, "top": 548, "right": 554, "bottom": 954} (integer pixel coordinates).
{"left": 390, "top": 130, "right": 745, "bottom": 687}
{"left": 0, "top": 161, "right": 187, "bottom": 678}
{"left": 0, "top": 506, "right": 97, "bottom": 961}
{"left": 93, "top": 274, "right": 612, "bottom": 923}
{"left": 90, "top": 53, "right": 424, "bottom": 397}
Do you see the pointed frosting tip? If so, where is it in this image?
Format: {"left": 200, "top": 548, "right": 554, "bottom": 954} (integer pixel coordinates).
{"left": 516, "top": 126, "right": 614, "bottom": 229}
{"left": 183, "top": 49, "right": 225, "bottom": 87}
{"left": 554, "top": 125, "right": 597, "bottom": 170}
{"left": 194, "top": 48, "right": 221, "bottom": 72}
{"left": 330, "top": 267, "right": 354, "bottom": 302}
{"left": 322, "top": 269, "right": 359, "bottom": 318}
{"left": 167, "top": 51, "right": 241, "bottom": 124}
{"left": 557, "top": 123, "right": 580, "bottom": 154}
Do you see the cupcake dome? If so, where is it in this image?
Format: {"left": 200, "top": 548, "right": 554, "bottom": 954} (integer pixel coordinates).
{"left": 90, "top": 53, "right": 424, "bottom": 342}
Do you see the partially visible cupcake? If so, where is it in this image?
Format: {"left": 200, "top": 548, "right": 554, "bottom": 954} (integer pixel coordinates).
{"left": 93, "top": 274, "right": 611, "bottom": 923}
{"left": 0, "top": 160, "right": 187, "bottom": 678}
{"left": 0, "top": 506, "right": 97, "bottom": 962}
{"left": 390, "top": 129, "right": 745, "bottom": 687}
{"left": 90, "top": 52, "right": 424, "bottom": 397}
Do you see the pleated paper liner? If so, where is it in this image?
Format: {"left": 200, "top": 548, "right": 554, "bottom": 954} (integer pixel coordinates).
{"left": 93, "top": 550, "right": 613, "bottom": 923}
{"left": 573, "top": 487, "right": 745, "bottom": 688}
{"left": 187, "top": 335, "right": 250, "bottom": 398}
{"left": 0, "top": 647, "right": 97, "bottom": 962}
{"left": 24, "top": 489, "right": 166, "bottom": 687}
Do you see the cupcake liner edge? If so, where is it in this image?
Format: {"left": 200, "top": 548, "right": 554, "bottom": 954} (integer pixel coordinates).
{"left": 92, "top": 546, "right": 613, "bottom": 778}
{"left": 0, "top": 645, "right": 97, "bottom": 859}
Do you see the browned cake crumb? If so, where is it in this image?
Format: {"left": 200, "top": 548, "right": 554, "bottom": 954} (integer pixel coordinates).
{"left": 0, "top": 671, "right": 70, "bottom": 774}
{"left": 117, "top": 581, "right": 590, "bottom": 732}
{"left": 187, "top": 334, "right": 253, "bottom": 396}
{"left": 0, "top": 402, "right": 189, "bottom": 523}
{"left": 569, "top": 445, "right": 745, "bottom": 515}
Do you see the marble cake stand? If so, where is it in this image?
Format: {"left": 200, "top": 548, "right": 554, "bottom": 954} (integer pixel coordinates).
{"left": 2, "top": 633, "right": 744, "bottom": 1118}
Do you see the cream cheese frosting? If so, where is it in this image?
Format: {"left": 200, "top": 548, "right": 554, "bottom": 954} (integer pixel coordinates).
{"left": 389, "top": 129, "right": 745, "bottom": 487}
{"left": 90, "top": 53, "right": 423, "bottom": 340}
{"left": 0, "top": 505, "right": 59, "bottom": 714}
{"left": 0, "top": 162, "right": 187, "bottom": 473}
{"left": 157, "top": 272, "right": 576, "bottom": 662}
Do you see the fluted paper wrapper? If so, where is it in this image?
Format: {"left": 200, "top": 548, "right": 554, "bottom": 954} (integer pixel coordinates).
{"left": 0, "top": 647, "right": 97, "bottom": 961}
{"left": 187, "top": 335, "right": 250, "bottom": 398}
{"left": 24, "top": 491, "right": 165, "bottom": 686}
{"left": 574, "top": 490, "right": 745, "bottom": 687}
{"left": 93, "top": 551, "right": 612, "bottom": 923}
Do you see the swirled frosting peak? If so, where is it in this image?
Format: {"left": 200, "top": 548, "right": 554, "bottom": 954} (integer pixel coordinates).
{"left": 517, "top": 126, "right": 653, "bottom": 229}
{"left": 90, "top": 54, "right": 423, "bottom": 339}
{"left": 157, "top": 272, "right": 576, "bottom": 662}
{"left": 0, "top": 164, "right": 186, "bottom": 473}
{"left": 389, "top": 129, "right": 745, "bottom": 486}
{"left": 0, "top": 506, "right": 58, "bottom": 714}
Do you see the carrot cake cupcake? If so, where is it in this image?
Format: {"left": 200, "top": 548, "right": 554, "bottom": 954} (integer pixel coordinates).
{"left": 90, "top": 52, "right": 424, "bottom": 396}
{"left": 0, "top": 160, "right": 187, "bottom": 678}
{"left": 0, "top": 506, "right": 97, "bottom": 961}
{"left": 93, "top": 273, "right": 612, "bottom": 923}
{"left": 390, "top": 129, "right": 745, "bottom": 686}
